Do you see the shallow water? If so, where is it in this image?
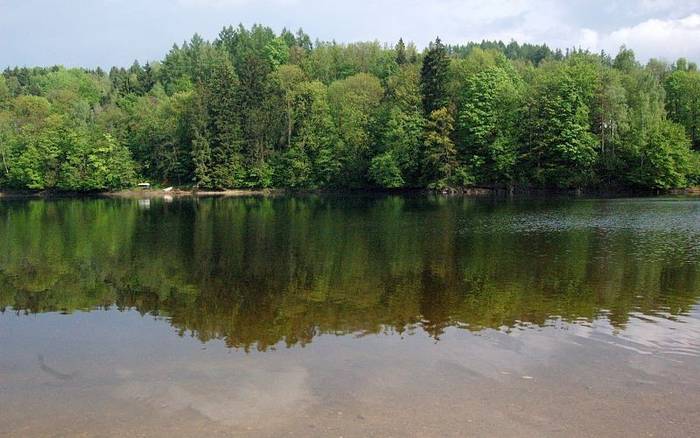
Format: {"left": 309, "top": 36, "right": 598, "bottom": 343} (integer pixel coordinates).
{"left": 1, "top": 195, "right": 699, "bottom": 437}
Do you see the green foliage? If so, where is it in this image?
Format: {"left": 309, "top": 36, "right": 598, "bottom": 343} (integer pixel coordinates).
{"left": 1, "top": 25, "right": 698, "bottom": 192}
{"left": 370, "top": 151, "right": 404, "bottom": 188}
{"left": 420, "top": 38, "right": 450, "bottom": 114}
{"left": 665, "top": 64, "right": 700, "bottom": 148}
{"left": 688, "top": 152, "right": 700, "bottom": 185}
{"left": 264, "top": 37, "right": 290, "bottom": 68}
{"left": 0, "top": 110, "right": 12, "bottom": 185}
{"left": 200, "top": 57, "right": 245, "bottom": 189}
{"left": 12, "top": 95, "right": 51, "bottom": 126}
{"left": 59, "top": 133, "right": 136, "bottom": 191}
{"left": 272, "top": 78, "right": 340, "bottom": 188}
{"left": 520, "top": 65, "right": 598, "bottom": 188}
{"left": 36, "top": 68, "right": 108, "bottom": 107}
{"left": 0, "top": 76, "right": 10, "bottom": 107}
{"left": 395, "top": 38, "right": 407, "bottom": 66}
{"left": 449, "top": 40, "right": 559, "bottom": 65}
{"left": 457, "top": 66, "right": 521, "bottom": 184}
{"left": 627, "top": 119, "right": 693, "bottom": 189}
{"left": 6, "top": 112, "right": 134, "bottom": 191}
{"left": 271, "top": 64, "right": 307, "bottom": 149}
{"left": 301, "top": 41, "right": 398, "bottom": 84}
{"left": 381, "top": 107, "right": 424, "bottom": 186}
{"left": 245, "top": 159, "right": 274, "bottom": 188}
{"left": 423, "top": 108, "right": 461, "bottom": 188}
{"left": 274, "top": 145, "right": 313, "bottom": 188}
{"left": 379, "top": 66, "right": 425, "bottom": 186}
{"left": 594, "top": 67, "right": 630, "bottom": 183}
{"left": 613, "top": 46, "right": 639, "bottom": 73}
{"left": 328, "top": 72, "right": 383, "bottom": 186}
{"left": 191, "top": 128, "right": 212, "bottom": 188}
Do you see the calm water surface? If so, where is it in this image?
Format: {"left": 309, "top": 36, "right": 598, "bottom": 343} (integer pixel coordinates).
{"left": 1, "top": 195, "right": 700, "bottom": 437}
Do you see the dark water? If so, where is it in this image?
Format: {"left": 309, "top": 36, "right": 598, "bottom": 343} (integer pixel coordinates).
{"left": 1, "top": 195, "right": 700, "bottom": 437}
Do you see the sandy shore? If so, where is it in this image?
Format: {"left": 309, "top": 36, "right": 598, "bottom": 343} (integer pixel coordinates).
{"left": 0, "top": 188, "right": 283, "bottom": 199}
{"left": 105, "top": 188, "right": 283, "bottom": 199}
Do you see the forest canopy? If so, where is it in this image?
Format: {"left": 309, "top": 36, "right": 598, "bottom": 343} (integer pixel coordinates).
{"left": 1, "top": 25, "right": 699, "bottom": 192}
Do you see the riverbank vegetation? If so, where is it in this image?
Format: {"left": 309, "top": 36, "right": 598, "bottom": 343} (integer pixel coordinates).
{"left": 1, "top": 25, "right": 699, "bottom": 192}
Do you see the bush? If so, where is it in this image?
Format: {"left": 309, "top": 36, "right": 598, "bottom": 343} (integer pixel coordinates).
{"left": 369, "top": 152, "right": 404, "bottom": 188}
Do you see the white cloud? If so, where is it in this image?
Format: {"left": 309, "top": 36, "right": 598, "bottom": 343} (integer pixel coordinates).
{"left": 2, "top": 0, "right": 700, "bottom": 66}
{"left": 169, "top": 2, "right": 700, "bottom": 62}
{"left": 579, "top": 28, "right": 600, "bottom": 51}
{"left": 578, "top": 14, "right": 700, "bottom": 61}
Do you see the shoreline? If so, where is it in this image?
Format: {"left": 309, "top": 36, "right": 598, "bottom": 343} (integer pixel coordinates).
{"left": 0, "top": 188, "right": 285, "bottom": 200}
{"left": 104, "top": 188, "right": 284, "bottom": 199}
{"left": 1, "top": 186, "right": 699, "bottom": 200}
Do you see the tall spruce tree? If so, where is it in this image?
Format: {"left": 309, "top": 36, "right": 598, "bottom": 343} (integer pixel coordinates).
{"left": 420, "top": 37, "right": 450, "bottom": 114}
{"left": 204, "top": 56, "right": 245, "bottom": 188}
{"left": 395, "top": 38, "right": 407, "bottom": 66}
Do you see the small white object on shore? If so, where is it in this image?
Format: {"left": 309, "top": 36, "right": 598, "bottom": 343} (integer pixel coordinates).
{"left": 163, "top": 187, "right": 173, "bottom": 192}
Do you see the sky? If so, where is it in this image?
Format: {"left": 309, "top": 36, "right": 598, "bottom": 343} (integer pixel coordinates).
{"left": 1, "top": 0, "right": 700, "bottom": 68}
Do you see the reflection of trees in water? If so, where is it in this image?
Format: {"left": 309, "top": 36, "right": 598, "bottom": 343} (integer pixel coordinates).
{"left": 1, "top": 196, "right": 699, "bottom": 351}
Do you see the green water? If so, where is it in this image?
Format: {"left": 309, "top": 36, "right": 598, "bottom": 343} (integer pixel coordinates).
{"left": 2, "top": 195, "right": 699, "bottom": 345}
{"left": 1, "top": 195, "right": 700, "bottom": 436}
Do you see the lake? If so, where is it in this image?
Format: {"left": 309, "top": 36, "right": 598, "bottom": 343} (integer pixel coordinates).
{"left": 1, "top": 194, "right": 699, "bottom": 437}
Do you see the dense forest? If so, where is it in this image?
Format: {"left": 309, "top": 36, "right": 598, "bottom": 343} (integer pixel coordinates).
{"left": 1, "top": 24, "right": 699, "bottom": 192}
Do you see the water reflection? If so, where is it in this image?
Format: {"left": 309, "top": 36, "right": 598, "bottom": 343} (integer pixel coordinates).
{"left": 1, "top": 195, "right": 699, "bottom": 352}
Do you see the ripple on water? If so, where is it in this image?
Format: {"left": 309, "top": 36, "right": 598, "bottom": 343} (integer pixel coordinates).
{"left": 462, "top": 198, "right": 700, "bottom": 262}
{"left": 563, "top": 306, "right": 700, "bottom": 358}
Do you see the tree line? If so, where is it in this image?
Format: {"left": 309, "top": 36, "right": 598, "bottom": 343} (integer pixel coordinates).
{"left": 1, "top": 24, "right": 699, "bottom": 192}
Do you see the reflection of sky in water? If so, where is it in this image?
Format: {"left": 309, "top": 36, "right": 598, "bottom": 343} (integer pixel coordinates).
{"left": 570, "top": 306, "right": 700, "bottom": 358}
{"left": 2, "top": 306, "right": 700, "bottom": 436}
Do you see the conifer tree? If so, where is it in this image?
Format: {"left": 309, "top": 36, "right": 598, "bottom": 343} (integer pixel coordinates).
{"left": 395, "top": 38, "right": 407, "bottom": 66}
{"left": 201, "top": 56, "right": 244, "bottom": 188}
{"left": 420, "top": 37, "right": 450, "bottom": 114}
{"left": 423, "top": 107, "right": 458, "bottom": 187}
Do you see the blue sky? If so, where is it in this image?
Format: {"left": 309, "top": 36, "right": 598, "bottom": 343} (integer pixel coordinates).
{"left": 2, "top": 0, "right": 700, "bottom": 68}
